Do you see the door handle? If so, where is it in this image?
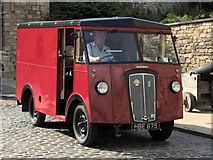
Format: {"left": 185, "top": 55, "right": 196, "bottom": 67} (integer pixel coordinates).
{"left": 58, "top": 50, "right": 65, "bottom": 59}
{"left": 58, "top": 50, "right": 62, "bottom": 57}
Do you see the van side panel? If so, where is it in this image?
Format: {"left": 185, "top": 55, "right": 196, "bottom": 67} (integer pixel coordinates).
{"left": 16, "top": 28, "right": 58, "bottom": 117}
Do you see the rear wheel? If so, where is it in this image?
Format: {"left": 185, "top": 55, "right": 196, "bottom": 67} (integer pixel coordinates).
{"left": 73, "top": 104, "right": 98, "bottom": 146}
{"left": 28, "top": 95, "right": 46, "bottom": 126}
{"left": 148, "top": 121, "right": 174, "bottom": 141}
{"left": 184, "top": 92, "right": 196, "bottom": 112}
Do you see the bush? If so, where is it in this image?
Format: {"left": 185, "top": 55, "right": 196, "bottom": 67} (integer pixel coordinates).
{"left": 47, "top": 2, "right": 123, "bottom": 20}
{"left": 161, "top": 13, "right": 193, "bottom": 23}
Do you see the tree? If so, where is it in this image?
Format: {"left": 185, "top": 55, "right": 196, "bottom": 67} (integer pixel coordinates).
{"left": 48, "top": 2, "right": 124, "bottom": 20}
{"left": 47, "top": 2, "right": 213, "bottom": 23}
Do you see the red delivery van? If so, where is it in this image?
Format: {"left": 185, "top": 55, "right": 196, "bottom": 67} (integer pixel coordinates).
{"left": 16, "top": 17, "right": 183, "bottom": 146}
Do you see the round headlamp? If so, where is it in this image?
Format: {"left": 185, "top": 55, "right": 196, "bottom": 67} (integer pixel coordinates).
{"left": 96, "top": 81, "right": 109, "bottom": 95}
{"left": 171, "top": 81, "right": 181, "bottom": 93}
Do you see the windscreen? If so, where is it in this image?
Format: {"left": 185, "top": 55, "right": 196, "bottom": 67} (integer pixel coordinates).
{"left": 138, "top": 33, "right": 178, "bottom": 63}
{"left": 83, "top": 30, "right": 178, "bottom": 64}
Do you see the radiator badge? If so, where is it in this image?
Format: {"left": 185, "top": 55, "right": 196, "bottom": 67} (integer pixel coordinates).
{"left": 147, "top": 80, "right": 151, "bottom": 87}
{"left": 133, "top": 79, "right": 140, "bottom": 87}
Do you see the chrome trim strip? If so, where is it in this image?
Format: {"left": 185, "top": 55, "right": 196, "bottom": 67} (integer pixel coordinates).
{"left": 136, "top": 66, "right": 148, "bottom": 69}
{"left": 142, "top": 75, "right": 146, "bottom": 116}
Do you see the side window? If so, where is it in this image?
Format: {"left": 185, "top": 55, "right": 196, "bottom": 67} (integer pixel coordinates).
{"left": 75, "top": 32, "right": 86, "bottom": 63}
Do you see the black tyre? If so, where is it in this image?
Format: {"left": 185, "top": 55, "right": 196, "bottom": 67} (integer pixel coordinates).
{"left": 28, "top": 95, "right": 46, "bottom": 126}
{"left": 148, "top": 121, "right": 174, "bottom": 141}
{"left": 73, "top": 104, "right": 98, "bottom": 146}
{"left": 184, "top": 92, "right": 196, "bottom": 112}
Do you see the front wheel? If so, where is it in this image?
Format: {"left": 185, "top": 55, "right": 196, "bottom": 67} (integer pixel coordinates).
{"left": 148, "top": 121, "right": 174, "bottom": 141}
{"left": 73, "top": 104, "right": 98, "bottom": 146}
{"left": 28, "top": 95, "right": 46, "bottom": 126}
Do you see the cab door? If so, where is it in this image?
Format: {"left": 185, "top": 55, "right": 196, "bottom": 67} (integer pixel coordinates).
{"left": 57, "top": 28, "right": 74, "bottom": 115}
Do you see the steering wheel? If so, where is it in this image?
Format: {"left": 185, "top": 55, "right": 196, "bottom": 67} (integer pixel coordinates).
{"left": 100, "top": 55, "right": 114, "bottom": 62}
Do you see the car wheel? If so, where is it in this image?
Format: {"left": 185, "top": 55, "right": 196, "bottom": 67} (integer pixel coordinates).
{"left": 28, "top": 95, "right": 46, "bottom": 126}
{"left": 184, "top": 92, "right": 196, "bottom": 112}
{"left": 73, "top": 104, "right": 98, "bottom": 146}
{"left": 148, "top": 121, "right": 174, "bottom": 141}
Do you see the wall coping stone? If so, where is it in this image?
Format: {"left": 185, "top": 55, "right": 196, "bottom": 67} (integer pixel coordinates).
{"left": 168, "top": 18, "right": 213, "bottom": 26}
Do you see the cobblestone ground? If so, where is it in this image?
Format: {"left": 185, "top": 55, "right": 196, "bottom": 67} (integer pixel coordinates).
{"left": 0, "top": 98, "right": 212, "bottom": 159}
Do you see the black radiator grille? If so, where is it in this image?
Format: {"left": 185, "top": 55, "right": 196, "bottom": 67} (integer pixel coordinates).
{"left": 129, "top": 73, "right": 156, "bottom": 122}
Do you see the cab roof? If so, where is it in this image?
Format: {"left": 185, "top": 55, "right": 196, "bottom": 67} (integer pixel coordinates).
{"left": 17, "top": 17, "right": 171, "bottom": 30}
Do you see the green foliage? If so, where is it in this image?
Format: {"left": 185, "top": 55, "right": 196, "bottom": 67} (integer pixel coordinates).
{"left": 161, "top": 13, "right": 194, "bottom": 23}
{"left": 210, "top": 12, "right": 213, "bottom": 18}
{"left": 47, "top": 2, "right": 213, "bottom": 23}
{"left": 161, "top": 2, "right": 213, "bottom": 23}
{"left": 47, "top": 2, "right": 164, "bottom": 22}
{"left": 48, "top": 2, "right": 123, "bottom": 20}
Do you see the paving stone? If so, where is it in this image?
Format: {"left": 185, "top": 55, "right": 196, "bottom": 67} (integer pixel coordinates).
{"left": 0, "top": 99, "right": 212, "bottom": 159}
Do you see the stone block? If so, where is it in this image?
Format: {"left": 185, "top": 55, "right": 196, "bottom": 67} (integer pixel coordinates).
{"left": 2, "top": 71, "right": 16, "bottom": 79}
{"left": 0, "top": 51, "right": 7, "bottom": 55}
{"left": 186, "top": 58, "right": 191, "bottom": 64}
{"left": 28, "top": 10, "right": 36, "bottom": 15}
{"left": 3, "top": 22, "right": 11, "bottom": 26}
{"left": 4, "top": 14, "right": 12, "bottom": 19}
{"left": 208, "top": 48, "right": 213, "bottom": 53}
{"left": 36, "top": 11, "right": 42, "bottom": 15}
{"left": 8, "top": 31, "right": 16, "bottom": 36}
{"left": 2, "top": 63, "right": 11, "bottom": 72}
{"left": 200, "top": 56, "right": 208, "bottom": 60}
{"left": 179, "top": 57, "right": 186, "bottom": 63}
{"left": 4, "top": 46, "right": 12, "bottom": 51}
{"left": 199, "top": 42, "right": 205, "bottom": 46}
{"left": 191, "top": 58, "right": 196, "bottom": 64}
{"left": 10, "top": 66, "right": 15, "bottom": 72}
{"left": 11, "top": 45, "right": 17, "bottom": 51}
{"left": 19, "top": 14, "right": 26, "bottom": 19}
{"left": 27, "top": 2, "right": 37, "bottom": 6}
{"left": 181, "top": 26, "right": 187, "bottom": 30}
{"left": 32, "top": 6, "right": 40, "bottom": 11}
{"left": 205, "top": 34, "right": 211, "bottom": 38}
{"left": 15, "top": 10, "right": 21, "bottom": 14}
{"left": 206, "top": 59, "right": 213, "bottom": 63}
{"left": 3, "top": 56, "right": 11, "bottom": 62}
{"left": 40, "top": 5, "right": 48, "bottom": 10}
{"left": 182, "top": 40, "right": 187, "bottom": 43}
{"left": 27, "top": 15, "right": 33, "bottom": 19}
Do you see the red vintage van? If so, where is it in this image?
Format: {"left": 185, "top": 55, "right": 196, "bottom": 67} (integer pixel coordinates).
{"left": 16, "top": 17, "right": 183, "bottom": 146}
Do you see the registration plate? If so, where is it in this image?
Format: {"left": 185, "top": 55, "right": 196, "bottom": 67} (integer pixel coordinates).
{"left": 131, "top": 122, "right": 160, "bottom": 130}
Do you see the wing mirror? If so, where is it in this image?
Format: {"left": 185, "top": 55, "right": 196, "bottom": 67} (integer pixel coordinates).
{"left": 173, "top": 36, "right": 178, "bottom": 43}
{"left": 70, "top": 32, "right": 78, "bottom": 40}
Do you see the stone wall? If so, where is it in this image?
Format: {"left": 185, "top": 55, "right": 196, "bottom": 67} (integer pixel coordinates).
{"left": 169, "top": 19, "right": 213, "bottom": 72}
{"left": 1, "top": 2, "right": 212, "bottom": 79}
{"left": 1, "top": 2, "right": 49, "bottom": 79}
